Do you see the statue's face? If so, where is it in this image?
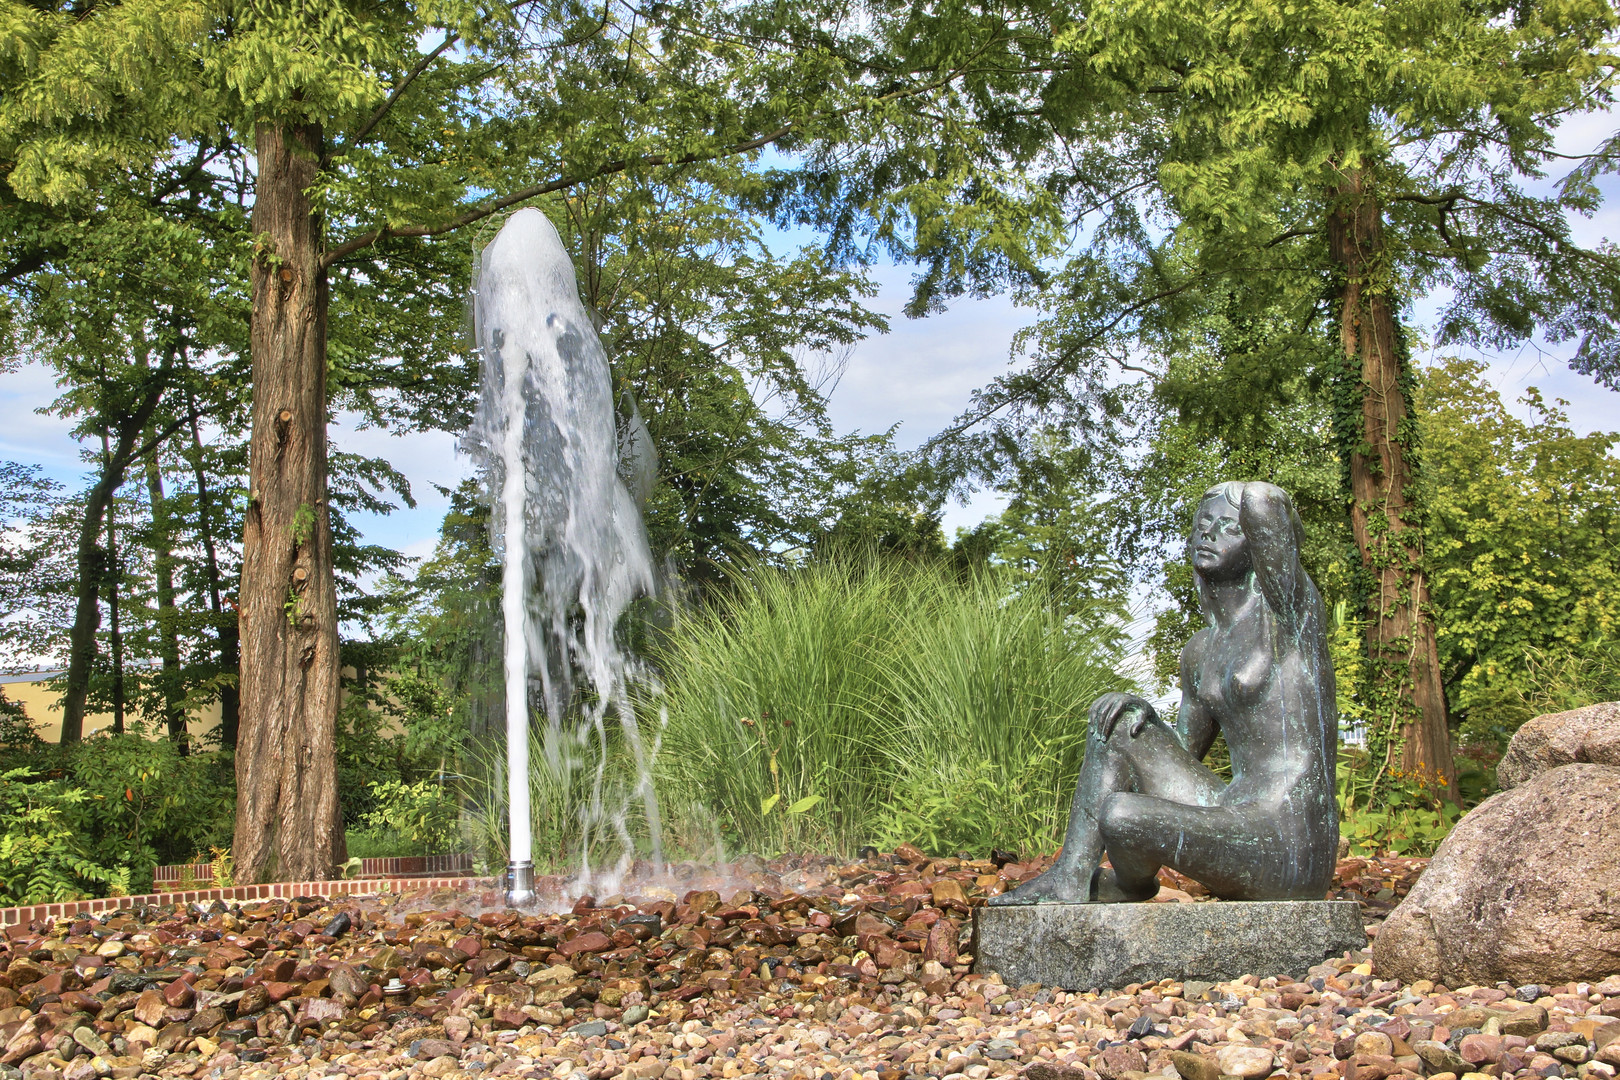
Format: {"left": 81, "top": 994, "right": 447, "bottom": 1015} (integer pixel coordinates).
{"left": 1191, "top": 495, "right": 1252, "bottom": 581}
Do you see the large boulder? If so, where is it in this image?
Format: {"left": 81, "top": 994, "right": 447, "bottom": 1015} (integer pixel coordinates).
{"left": 1374, "top": 762, "right": 1620, "bottom": 985}
{"left": 1498, "top": 701, "right": 1620, "bottom": 790}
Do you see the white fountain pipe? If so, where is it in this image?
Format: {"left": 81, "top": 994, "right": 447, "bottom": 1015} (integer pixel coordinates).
{"left": 500, "top": 339, "right": 534, "bottom": 906}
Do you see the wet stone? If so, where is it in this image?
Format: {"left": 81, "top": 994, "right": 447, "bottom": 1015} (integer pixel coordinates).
{"left": 234, "top": 982, "right": 269, "bottom": 1017}
{"left": 130, "top": 990, "right": 164, "bottom": 1028}
{"left": 1416, "top": 1039, "right": 1469, "bottom": 1073}
{"left": 558, "top": 931, "right": 611, "bottom": 957}
{"left": 160, "top": 979, "right": 193, "bottom": 1007}
{"left": 68, "top": 1028, "right": 106, "bottom": 1058}
{"left": 325, "top": 963, "right": 369, "bottom": 1002}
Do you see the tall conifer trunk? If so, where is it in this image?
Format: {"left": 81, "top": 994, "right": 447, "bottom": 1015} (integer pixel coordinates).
{"left": 105, "top": 484, "right": 125, "bottom": 735}
{"left": 1327, "top": 169, "right": 1456, "bottom": 796}
{"left": 60, "top": 475, "right": 113, "bottom": 744}
{"left": 234, "top": 121, "right": 344, "bottom": 883}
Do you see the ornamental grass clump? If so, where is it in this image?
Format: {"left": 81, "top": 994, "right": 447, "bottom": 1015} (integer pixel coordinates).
{"left": 653, "top": 557, "right": 1132, "bottom": 858}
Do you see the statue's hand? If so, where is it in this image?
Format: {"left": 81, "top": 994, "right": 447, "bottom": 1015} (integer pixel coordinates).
{"left": 1091, "top": 692, "right": 1158, "bottom": 740}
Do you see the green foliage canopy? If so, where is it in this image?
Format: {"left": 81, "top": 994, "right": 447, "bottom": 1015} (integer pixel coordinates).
{"left": 1418, "top": 357, "right": 1620, "bottom": 743}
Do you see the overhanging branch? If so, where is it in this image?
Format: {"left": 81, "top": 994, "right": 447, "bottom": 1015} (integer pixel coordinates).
{"left": 321, "top": 125, "right": 792, "bottom": 267}
{"left": 321, "top": 43, "right": 998, "bottom": 269}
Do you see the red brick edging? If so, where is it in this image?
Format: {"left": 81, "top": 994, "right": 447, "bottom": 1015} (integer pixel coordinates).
{"left": 153, "top": 854, "right": 476, "bottom": 884}
{"left": 0, "top": 876, "right": 496, "bottom": 931}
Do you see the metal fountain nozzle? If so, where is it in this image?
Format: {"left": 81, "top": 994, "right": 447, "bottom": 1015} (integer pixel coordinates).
{"left": 505, "top": 859, "right": 535, "bottom": 908}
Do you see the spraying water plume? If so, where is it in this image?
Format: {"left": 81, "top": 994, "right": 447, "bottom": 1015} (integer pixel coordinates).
{"left": 466, "top": 208, "right": 664, "bottom": 906}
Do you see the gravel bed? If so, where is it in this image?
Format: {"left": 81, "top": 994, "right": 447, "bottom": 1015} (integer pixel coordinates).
{"left": 1, "top": 848, "right": 1613, "bottom": 1080}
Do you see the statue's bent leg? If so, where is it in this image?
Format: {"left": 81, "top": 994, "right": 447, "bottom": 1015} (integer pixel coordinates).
{"left": 1097, "top": 795, "right": 1318, "bottom": 900}
{"left": 1091, "top": 720, "right": 1225, "bottom": 900}
{"left": 987, "top": 727, "right": 1128, "bottom": 904}
{"left": 990, "top": 710, "right": 1221, "bottom": 906}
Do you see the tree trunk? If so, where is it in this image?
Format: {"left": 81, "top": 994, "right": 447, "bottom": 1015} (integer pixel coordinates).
{"left": 60, "top": 484, "right": 111, "bottom": 744}
{"left": 59, "top": 392, "right": 167, "bottom": 743}
{"left": 185, "top": 402, "right": 239, "bottom": 748}
{"left": 144, "top": 452, "right": 187, "bottom": 750}
{"left": 105, "top": 483, "right": 125, "bottom": 735}
{"left": 234, "top": 120, "right": 344, "bottom": 883}
{"left": 1326, "top": 169, "right": 1456, "bottom": 797}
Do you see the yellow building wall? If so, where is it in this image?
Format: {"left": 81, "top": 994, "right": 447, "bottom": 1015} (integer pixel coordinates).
{"left": 2, "top": 668, "right": 393, "bottom": 744}
{"left": 1, "top": 673, "right": 222, "bottom": 743}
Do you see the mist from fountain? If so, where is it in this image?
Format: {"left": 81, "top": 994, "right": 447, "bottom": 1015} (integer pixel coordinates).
{"left": 466, "top": 208, "right": 665, "bottom": 902}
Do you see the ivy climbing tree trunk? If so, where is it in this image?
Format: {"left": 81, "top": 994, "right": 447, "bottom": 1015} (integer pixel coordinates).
{"left": 234, "top": 121, "right": 346, "bottom": 883}
{"left": 1327, "top": 169, "right": 1457, "bottom": 797}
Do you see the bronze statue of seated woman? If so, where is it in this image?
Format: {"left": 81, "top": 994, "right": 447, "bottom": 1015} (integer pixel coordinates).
{"left": 991, "top": 480, "right": 1338, "bottom": 905}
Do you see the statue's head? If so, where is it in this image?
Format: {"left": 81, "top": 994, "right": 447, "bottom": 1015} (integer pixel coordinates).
{"left": 1190, "top": 481, "right": 1252, "bottom": 584}
{"left": 1190, "top": 480, "right": 1317, "bottom": 637}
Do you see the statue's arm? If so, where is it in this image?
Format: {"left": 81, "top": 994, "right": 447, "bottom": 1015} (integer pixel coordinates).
{"left": 1176, "top": 637, "right": 1218, "bottom": 759}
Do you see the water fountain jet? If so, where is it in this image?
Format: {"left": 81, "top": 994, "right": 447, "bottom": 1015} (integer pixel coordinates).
{"left": 467, "top": 208, "right": 662, "bottom": 907}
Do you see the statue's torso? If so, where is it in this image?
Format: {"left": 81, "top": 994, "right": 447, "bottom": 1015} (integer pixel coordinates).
{"left": 1186, "top": 614, "right": 1334, "bottom": 817}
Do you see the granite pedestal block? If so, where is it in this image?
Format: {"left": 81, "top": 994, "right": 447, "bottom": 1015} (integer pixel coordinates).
{"left": 973, "top": 900, "right": 1367, "bottom": 991}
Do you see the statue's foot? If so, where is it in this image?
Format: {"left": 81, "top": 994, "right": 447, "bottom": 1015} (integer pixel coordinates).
{"left": 987, "top": 865, "right": 1091, "bottom": 905}
{"left": 1092, "top": 867, "right": 1160, "bottom": 903}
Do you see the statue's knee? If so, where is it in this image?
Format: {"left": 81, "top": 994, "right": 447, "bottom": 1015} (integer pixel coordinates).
{"left": 1097, "top": 791, "right": 1137, "bottom": 842}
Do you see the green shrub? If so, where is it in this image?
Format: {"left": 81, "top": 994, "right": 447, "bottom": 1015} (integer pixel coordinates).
{"left": 872, "top": 746, "right": 1072, "bottom": 857}
{"left": 0, "top": 723, "right": 235, "bottom": 901}
{"left": 464, "top": 718, "right": 658, "bottom": 875}
{"left": 1335, "top": 746, "right": 1495, "bottom": 857}
{"left": 653, "top": 557, "right": 1131, "bottom": 858}
{"left": 1511, "top": 639, "right": 1620, "bottom": 726}
{"left": 460, "top": 558, "right": 1129, "bottom": 870}
{"left": 0, "top": 767, "right": 132, "bottom": 903}
{"left": 653, "top": 557, "right": 922, "bottom": 857}
{"left": 360, "top": 778, "right": 461, "bottom": 853}
{"left": 76, "top": 732, "right": 235, "bottom": 883}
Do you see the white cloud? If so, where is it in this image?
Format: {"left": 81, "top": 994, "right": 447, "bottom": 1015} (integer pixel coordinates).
{"left": 825, "top": 265, "right": 1028, "bottom": 449}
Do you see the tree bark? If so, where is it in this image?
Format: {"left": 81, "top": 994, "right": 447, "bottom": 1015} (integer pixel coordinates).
{"left": 1326, "top": 169, "right": 1457, "bottom": 797}
{"left": 60, "top": 484, "right": 111, "bottom": 744}
{"left": 143, "top": 451, "right": 187, "bottom": 750}
{"left": 59, "top": 387, "right": 168, "bottom": 743}
{"left": 234, "top": 121, "right": 344, "bottom": 883}
{"left": 105, "top": 478, "right": 125, "bottom": 735}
